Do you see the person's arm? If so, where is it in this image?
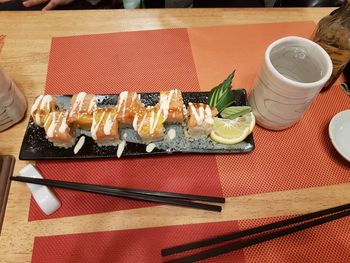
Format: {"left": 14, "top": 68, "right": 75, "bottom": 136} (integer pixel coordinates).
{"left": 23, "top": 0, "right": 75, "bottom": 10}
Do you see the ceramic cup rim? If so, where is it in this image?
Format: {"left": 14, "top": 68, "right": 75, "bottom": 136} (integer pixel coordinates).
{"left": 265, "top": 36, "right": 333, "bottom": 89}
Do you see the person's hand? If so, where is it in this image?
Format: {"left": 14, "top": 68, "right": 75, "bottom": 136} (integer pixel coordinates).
{"left": 22, "top": 0, "right": 75, "bottom": 10}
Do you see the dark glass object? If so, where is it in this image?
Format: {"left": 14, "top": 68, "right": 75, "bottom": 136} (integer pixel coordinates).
{"left": 312, "top": 0, "right": 350, "bottom": 90}
{"left": 193, "top": 0, "right": 264, "bottom": 7}
{"left": 344, "top": 62, "right": 350, "bottom": 84}
{"left": 274, "top": 0, "right": 344, "bottom": 7}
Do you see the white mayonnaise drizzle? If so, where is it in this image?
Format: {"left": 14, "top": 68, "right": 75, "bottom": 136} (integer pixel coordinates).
{"left": 131, "top": 92, "right": 137, "bottom": 103}
{"left": 189, "top": 103, "right": 214, "bottom": 126}
{"left": 159, "top": 89, "right": 175, "bottom": 120}
{"left": 70, "top": 92, "right": 86, "bottom": 117}
{"left": 149, "top": 110, "right": 155, "bottom": 134}
{"left": 149, "top": 108, "right": 162, "bottom": 135}
{"left": 117, "top": 140, "right": 126, "bottom": 158}
{"left": 31, "top": 95, "right": 43, "bottom": 115}
{"left": 58, "top": 112, "right": 68, "bottom": 134}
{"left": 183, "top": 104, "right": 188, "bottom": 117}
{"left": 204, "top": 105, "right": 214, "bottom": 124}
{"left": 47, "top": 112, "right": 57, "bottom": 138}
{"left": 35, "top": 114, "right": 41, "bottom": 125}
{"left": 167, "top": 129, "right": 176, "bottom": 140}
{"left": 40, "top": 95, "right": 52, "bottom": 110}
{"left": 74, "top": 136, "right": 85, "bottom": 154}
{"left": 43, "top": 112, "right": 51, "bottom": 127}
{"left": 146, "top": 143, "right": 156, "bottom": 153}
{"left": 77, "top": 92, "right": 87, "bottom": 111}
{"left": 137, "top": 114, "right": 147, "bottom": 133}
{"left": 91, "top": 111, "right": 105, "bottom": 140}
{"left": 87, "top": 96, "right": 96, "bottom": 113}
{"left": 33, "top": 95, "right": 54, "bottom": 126}
{"left": 189, "top": 103, "right": 204, "bottom": 125}
{"left": 132, "top": 113, "right": 138, "bottom": 131}
{"left": 117, "top": 91, "right": 128, "bottom": 117}
{"left": 103, "top": 112, "right": 113, "bottom": 135}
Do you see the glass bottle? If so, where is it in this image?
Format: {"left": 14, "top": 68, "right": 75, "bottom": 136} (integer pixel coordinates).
{"left": 123, "top": 0, "right": 141, "bottom": 8}
{"left": 312, "top": 0, "right": 350, "bottom": 91}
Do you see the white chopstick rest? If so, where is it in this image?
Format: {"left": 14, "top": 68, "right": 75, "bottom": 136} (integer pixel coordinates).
{"left": 19, "top": 164, "right": 61, "bottom": 215}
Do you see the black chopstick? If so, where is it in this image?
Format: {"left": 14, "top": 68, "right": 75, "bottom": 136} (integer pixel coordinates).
{"left": 11, "top": 176, "right": 224, "bottom": 203}
{"left": 10, "top": 176, "right": 224, "bottom": 212}
{"left": 97, "top": 183, "right": 224, "bottom": 203}
{"left": 162, "top": 202, "right": 350, "bottom": 256}
{"left": 164, "top": 208, "right": 350, "bottom": 263}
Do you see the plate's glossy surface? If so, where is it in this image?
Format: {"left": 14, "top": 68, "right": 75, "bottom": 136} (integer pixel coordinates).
{"left": 19, "top": 90, "right": 254, "bottom": 160}
{"left": 329, "top": 109, "right": 350, "bottom": 162}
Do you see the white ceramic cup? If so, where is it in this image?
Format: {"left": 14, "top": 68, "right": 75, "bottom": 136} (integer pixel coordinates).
{"left": 248, "top": 36, "right": 333, "bottom": 130}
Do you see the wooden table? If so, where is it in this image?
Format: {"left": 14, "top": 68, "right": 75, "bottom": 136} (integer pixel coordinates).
{"left": 1, "top": 8, "right": 349, "bottom": 263}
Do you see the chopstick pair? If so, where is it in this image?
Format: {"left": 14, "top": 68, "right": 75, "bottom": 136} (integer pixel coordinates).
{"left": 10, "top": 176, "right": 225, "bottom": 212}
{"left": 161, "top": 203, "right": 350, "bottom": 262}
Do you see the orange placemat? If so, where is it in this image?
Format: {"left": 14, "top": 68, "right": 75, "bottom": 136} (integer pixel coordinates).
{"left": 187, "top": 23, "right": 350, "bottom": 197}
{"left": 32, "top": 215, "right": 350, "bottom": 262}
{"left": 30, "top": 22, "right": 350, "bottom": 221}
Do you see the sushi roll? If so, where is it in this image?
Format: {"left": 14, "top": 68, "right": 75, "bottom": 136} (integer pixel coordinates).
{"left": 116, "top": 91, "right": 143, "bottom": 126}
{"left": 91, "top": 108, "right": 120, "bottom": 146}
{"left": 133, "top": 105, "right": 165, "bottom": 143}
{"left": 44, "top": 110, "right": 77, "bottom": 148}
{"left": 159, "top": 89, "right": 185, "bottom": 123}
{"left": 31, "top": 95, "right": 57, "bottom": 127}
{"left": 186, "top": 103, "right": 218, "bottom": 137}
{"left": 68, "top": 92, "right": 96, "bottom": 130}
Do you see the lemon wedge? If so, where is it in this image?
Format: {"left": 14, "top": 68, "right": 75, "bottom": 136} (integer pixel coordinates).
{"left": 210, "top": 112, "right": 255, "bottom": 145}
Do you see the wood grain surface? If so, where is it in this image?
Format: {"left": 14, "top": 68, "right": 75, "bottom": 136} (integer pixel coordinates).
{"left": 1, "top": 8, "right": 349, "bottom": 263}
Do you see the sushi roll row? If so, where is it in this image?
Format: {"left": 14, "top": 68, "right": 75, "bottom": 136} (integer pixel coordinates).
{"left": 30, "top": 90, "right": 218, "bottom": 148}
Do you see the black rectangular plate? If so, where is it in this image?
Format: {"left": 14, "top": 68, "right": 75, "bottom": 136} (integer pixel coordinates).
{"left": 19, "top": 90, "right": 254, "bottom": 160}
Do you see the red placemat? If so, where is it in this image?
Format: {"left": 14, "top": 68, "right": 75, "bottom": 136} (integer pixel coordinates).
{"left": 239, "top": 215, "right": 350, "bottom": 262}
{"left": 218, "top": 85, "right": 350, "bottom": 197}
{"left": 45, "top": 29, "right": 200, "bottom": 94}
{"left": 30, "top": 22, "right": 350, "bottom": 221}
{"left": 31, "top": 156, "right": 222, "bottom": 220}
{"left": 32, "top": 215, "right": 350, "bottom": 262}
{"left": 31, "top": 28, "right": 223, "bottom": 221}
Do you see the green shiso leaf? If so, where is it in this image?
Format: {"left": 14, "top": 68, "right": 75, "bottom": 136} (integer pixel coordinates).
{"left": 221, "top": 106, "right": 252, "bottom": 119}
{"left": 215, "top": 90, "right": 235, "bottom": 112}
{"left": 208, "top": 70, "right": 236, "bottom": 112}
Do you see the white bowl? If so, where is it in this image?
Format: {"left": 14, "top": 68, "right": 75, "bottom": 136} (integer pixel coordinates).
{"left": 329, "top": 110, "right": 350, "bottom": 162}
